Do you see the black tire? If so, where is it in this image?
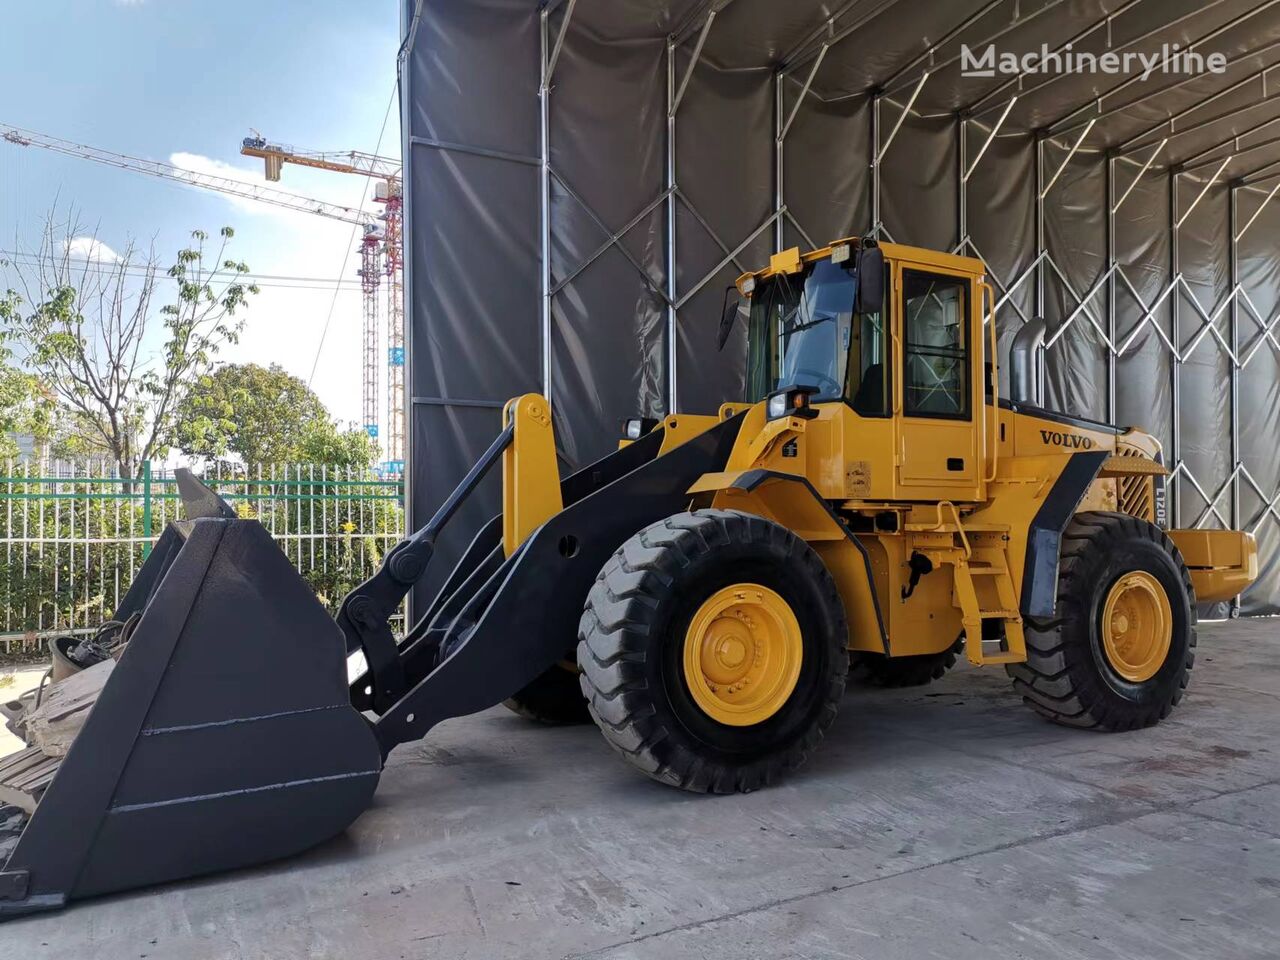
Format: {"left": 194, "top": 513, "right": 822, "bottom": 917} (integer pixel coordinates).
{"left": 577, "top": 509, "right": 848, "bottom": 794}
{"left": 849, "top": 636, "right": 964, "bottom": 688}
{"left": 1007, "top": 511, "right": 1195, "bottom": 731}
{"left": 503, "top": 663, "right": 590, "bottom": 725}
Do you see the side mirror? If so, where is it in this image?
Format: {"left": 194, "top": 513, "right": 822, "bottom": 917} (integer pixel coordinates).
{"left": 857, "top": 244, "right": 884, "bottom": 314}
{"left": 717, "top": 285, "right": 745, "bottom": 351}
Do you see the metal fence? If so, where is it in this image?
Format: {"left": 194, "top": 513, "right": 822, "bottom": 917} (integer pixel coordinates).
{"left": 0, "top": 460, "right": 405, "bottom": 653}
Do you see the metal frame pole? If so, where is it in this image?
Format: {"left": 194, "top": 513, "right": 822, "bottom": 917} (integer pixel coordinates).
{"left": 1170, "top": 170, "right": 1181, "bottom": 527}
{"left": 1106, "top": 153, "right": 1117, "bottom": 422}
{"left": 1035, "top": 135, "right": 1045, "bottom": 319}
{"left": 870, "top": 93, "right": 881, "bottom": 235}
{"left": 775, "top": 71, "right": 786, "bottom": 252}
{"left": 538, "top": 10, "right": 553, "bottom": 399}
{"left": 667, "top": 39, "right": 680, "bottom": 413}
{"left": 1229, "top": 185, "right": 1241, "bottom": 617}
{"left": 957, "top": 115, "right": 967, "bottom": 253}
{"left": 398, "top": 0, "right": 418, "bottom": 611}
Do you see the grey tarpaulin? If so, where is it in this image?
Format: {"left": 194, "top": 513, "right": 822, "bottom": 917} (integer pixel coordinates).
{"left": 401, "top": 0, "right": 1280, "bottom": 615}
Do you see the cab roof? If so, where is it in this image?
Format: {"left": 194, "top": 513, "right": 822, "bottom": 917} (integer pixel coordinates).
{"left": 735, "top": 239, "right": 986, "bottom": 295}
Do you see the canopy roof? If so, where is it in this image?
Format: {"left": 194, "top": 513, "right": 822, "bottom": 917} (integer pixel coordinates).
{"left": 553, "top": 0, "right": 1280, "bottom": 193}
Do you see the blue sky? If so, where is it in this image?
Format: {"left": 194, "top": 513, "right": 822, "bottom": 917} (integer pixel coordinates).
{"left": 0, "top": 0, "right": 402, "bottom": 426}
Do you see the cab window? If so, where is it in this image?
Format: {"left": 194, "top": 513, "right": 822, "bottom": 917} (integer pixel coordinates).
{"left": 902, "top": 270, "right": 969, "bottom": 419}
{"left": 744, "top": 259, "right": 889, "bottom": 417}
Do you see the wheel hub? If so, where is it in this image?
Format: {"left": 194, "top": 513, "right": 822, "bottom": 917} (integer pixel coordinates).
{"left": 683, "top": 584, "right": 802, "bottom": 726}
{"left": 1101, "top": 570, "right": 1172, "bottom": 683}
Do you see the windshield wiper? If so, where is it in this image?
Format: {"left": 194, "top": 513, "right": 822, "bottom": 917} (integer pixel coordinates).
{"left": 782, "top": 311, "right": 837, "bottom": 337}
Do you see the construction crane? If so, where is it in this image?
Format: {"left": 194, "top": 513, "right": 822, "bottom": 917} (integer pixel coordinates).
{"left": 1, "top": 123, "right": 372, "bottom": 226}
{"left": 241, "top": 136, "right": 405, "bottom": 477}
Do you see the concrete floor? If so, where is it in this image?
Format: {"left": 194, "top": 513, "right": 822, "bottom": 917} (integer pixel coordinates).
{"left": 4, "top": 620, "right": 1280, "bottom": 959}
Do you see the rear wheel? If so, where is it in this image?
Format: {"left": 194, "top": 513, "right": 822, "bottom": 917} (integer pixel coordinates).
{"left": 503, "top": 662, "right": 590, "bottom": 725}
{"left": 1007, "top": 511, "right": 1195, "bottom": 730}
{"left": 577, "top": 509, "right": 847, "bottom": 793}
{"left": 849, "top": 637, "right": 963, "bottom": 688}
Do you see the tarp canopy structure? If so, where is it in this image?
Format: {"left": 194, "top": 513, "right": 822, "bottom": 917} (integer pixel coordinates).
{"left": 401, "top": 0, "right": 1280, "bottom": 614}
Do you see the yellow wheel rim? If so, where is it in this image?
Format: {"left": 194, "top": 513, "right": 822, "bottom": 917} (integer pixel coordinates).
{"left": 1101, "top": 571, "right": 1172, "bottom": 683}
{"left": 682, "top": 583, "right": 803, "bottom": 726}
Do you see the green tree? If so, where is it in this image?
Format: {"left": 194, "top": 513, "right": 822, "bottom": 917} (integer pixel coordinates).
{"left": 0, "top": 211, "right": 258, "bottom": 480}
{"left": 297, "top": 420, "right": 381, "bottom": 470}
{"left": 0, "top": 301, "right": 54, "bottom": 460}
{"left": 176, "top": 361, "right": 379, "bottom": 470}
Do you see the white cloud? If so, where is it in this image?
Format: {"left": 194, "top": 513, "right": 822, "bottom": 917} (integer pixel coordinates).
{"left": 161, "top": 152, "right": 381, "bottom": 425}
{"left": 167, "top": 151, "right": 376, "bottom": 224}
{"left": 65, "top": 236, "right": 122, "bottom": 263}
{"left": 168, "top": 151, "right": 276, "bottom": 216}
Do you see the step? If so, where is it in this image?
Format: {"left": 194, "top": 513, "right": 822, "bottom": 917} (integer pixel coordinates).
{"left": 966, "top": 565, "right": 1006, "bottom": 576}
{"left": 972, "top": 649, "right": 1024, "bottom": 665}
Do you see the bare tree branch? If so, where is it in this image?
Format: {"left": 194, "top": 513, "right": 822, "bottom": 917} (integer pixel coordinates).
{"left": 1, "top": 208, "right": 256, "bottom": 478}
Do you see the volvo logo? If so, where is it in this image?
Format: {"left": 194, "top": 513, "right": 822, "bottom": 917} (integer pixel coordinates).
{"left": 1039, "top": 429, "right": 1094, "bottom": 450}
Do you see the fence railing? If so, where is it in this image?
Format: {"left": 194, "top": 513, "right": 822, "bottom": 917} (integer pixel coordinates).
{"left": 0, "top": 459, "right": 405, "bottom": 653}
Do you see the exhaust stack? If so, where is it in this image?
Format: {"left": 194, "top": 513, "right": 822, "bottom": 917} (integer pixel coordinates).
{"left": 1010, "top": 316, "right": 1047, "bottom": 407}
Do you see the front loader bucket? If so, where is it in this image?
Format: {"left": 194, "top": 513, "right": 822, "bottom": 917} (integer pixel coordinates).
{"left": 0, "top": 475, "right": 382, "bottom": 919}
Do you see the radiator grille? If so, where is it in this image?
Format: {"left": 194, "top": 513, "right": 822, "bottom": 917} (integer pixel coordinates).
{"left": 1116, "top": 446, "right": 1156, "bottom": 522}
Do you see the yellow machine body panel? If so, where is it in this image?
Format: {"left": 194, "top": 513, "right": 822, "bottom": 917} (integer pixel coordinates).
{"left": 497, "top": 238, "right": 1257, "bottom": 666}
{"left": 1168, "top": 528, "right": 1259, "bottom": 603}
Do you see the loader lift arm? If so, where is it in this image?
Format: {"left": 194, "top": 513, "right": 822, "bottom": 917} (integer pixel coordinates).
{"left": 353, "top": 409, "right": 745, "bottom": 757}
{"left": 338, "top": 421, "right": 515, "bottom": 714}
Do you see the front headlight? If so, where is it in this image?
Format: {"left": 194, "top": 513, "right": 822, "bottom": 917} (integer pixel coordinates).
{"left": 622, "top": 417, "right": 659, "bottom": 440}
{"left": 766, "top": 386, "right": 820, "bottom": 421}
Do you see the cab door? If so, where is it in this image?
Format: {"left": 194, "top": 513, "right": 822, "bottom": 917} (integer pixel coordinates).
{"left": 892, "top": 261, "right": 982, "bottom": 499}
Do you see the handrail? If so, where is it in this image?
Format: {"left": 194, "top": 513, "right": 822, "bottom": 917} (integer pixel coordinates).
{"left": 981, "top": 281, "right": 999, "bottom": 484}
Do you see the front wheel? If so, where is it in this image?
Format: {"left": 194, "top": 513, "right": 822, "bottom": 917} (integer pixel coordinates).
{"left": 1007, "top": 511, "right": 1195, "bottom": 731}
{"left": 577, "top": 509, "right": 848, "bottom": 793}
{"left": 503, "top": 662, "right": 590, "bottom": 725}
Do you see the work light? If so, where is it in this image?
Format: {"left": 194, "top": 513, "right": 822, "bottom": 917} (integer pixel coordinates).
{"left": 766, "top": 386, "right": 820, "bottom": 421}
{"left": 623, "top": 417, "right": 658, "bottom": 440}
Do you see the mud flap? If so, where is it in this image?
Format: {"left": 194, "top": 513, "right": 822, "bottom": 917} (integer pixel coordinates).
{"left": 0, "top": 515, "right": 382, "bottom": 918}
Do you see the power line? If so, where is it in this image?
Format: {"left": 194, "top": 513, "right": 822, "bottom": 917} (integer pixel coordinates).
{"left": 307, "top": 83, "right": 398, "bottom": 386}
{"left": 0, "top": 250, "right": 362, "bottom": 292}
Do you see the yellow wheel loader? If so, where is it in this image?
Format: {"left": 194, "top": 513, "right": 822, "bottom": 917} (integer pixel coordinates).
{"left": 0, "top": 238, "right": 1258, "bottom": 917}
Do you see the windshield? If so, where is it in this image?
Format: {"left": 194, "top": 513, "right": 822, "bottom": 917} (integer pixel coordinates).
{"left": 745, "top": 259, "right": 889, "bottom": 416}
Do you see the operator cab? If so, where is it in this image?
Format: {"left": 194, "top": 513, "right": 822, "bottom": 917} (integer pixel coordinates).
{"left": 726, "top": 238, "right": 990, "bottom": 501}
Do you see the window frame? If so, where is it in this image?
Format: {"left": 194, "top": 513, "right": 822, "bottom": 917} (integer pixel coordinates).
{"left": 843, "top": 269, "right": 892, "bottom": 419}
{"left": 900, "top": 268, "right": 973, "bottom": 422}
{"left": 743, "top": 263, "right": 894, "bottom": 418}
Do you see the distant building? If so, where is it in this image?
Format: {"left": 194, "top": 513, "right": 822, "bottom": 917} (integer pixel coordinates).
{"left": 5, "top": 432, "right": 45, "bottom": 465}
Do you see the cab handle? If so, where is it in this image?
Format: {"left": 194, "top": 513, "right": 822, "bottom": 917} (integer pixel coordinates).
{"left": 981, "top": 281, "right": 999, "bottom": 484}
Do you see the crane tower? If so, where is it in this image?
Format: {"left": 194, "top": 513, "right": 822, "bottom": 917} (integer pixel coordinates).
{"left": 241, "top": 136, "right": 404, "bottom": 477}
